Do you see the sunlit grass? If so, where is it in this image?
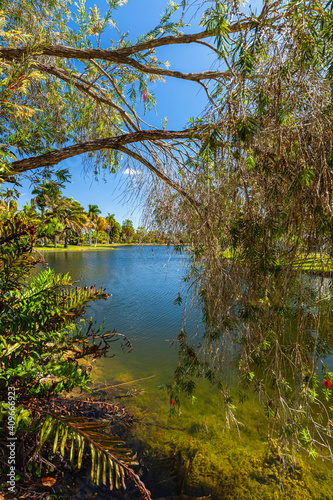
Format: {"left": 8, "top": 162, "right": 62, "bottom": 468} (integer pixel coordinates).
{"left": 34, "top": 242, "right": 166, "bottom": 252}
{"left": 34, "top": 244, "right": 117, "bottom": 252}
{"left": 218, "top": 249, "right": 333, "bottom": 274}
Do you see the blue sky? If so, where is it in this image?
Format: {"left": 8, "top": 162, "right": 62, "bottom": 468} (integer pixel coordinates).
{"left": 16, "top": 0, "right": 215, "bottom": 228}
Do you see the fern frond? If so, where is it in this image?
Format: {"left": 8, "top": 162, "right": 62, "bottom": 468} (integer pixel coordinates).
{"left": 38, "top": 412, "right": 151, "bottom": 499}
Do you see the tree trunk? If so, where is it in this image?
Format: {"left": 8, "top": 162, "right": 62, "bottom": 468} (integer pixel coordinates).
{"left": 89, "top": 229, "right": 92, "bottom": 245}
{"left": 107, "top": 229, "right": 110, "bottom": 245}
{"left": 53, "top": 234, "right": 57, "bottom": 248}
{"left": 95, "top": 231, "right": 98, "bottom": 247}
{"left": 77, "top": 231, "right": 81, "bottom": 246}
{"left": 64, "top": 231, "right": 68, "bottom": 248}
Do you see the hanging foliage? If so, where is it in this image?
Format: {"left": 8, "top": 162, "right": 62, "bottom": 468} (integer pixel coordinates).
{"left": 144, "top": 0, "right": 333, "bottom": 476}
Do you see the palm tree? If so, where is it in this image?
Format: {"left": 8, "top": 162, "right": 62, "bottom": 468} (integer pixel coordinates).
{"left": 0, "top": 188, "right": 20, "bottom": 224}
{"left": 94, "top": 216, "right": 107, "bottom": 247}
{"left": 0, "top": 188, "right": 20, "bottom": 212}
{"left": 73, "top": 202, "right": 89, "bottom": 246}
{"left": 30, "top": 171, "right": 72, "bottom": 246}
{"left": 87, "top": 204, "right": 101, "bottom": 245}
{"left": 61, "top": 199, "right": 88, "bottom": 248}
{"left": 32, "top": 180, "right": 62, "bottom": 221}
{"left": 43, "top": 197, "right": 70, "bottom": 248}
{"left": 31, "top": 182, "right": 66, "bottom": 247}
{"left": 122, "top": 219, "right": 135, "bottom": 242}
{"left": 105, "top": 213, "right": 116, "bottom": 245}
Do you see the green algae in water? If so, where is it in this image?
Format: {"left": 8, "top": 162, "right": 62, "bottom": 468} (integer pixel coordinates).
{"left": 42, "top": 247, "right": 333, "bottom": 497}
{"left": 95, "top": 375, "right": 333, "bottom": 499}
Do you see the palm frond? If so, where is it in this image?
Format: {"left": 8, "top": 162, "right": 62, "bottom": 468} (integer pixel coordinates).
{"left": 38, "top": 412, "right": 151, "bottom": 499}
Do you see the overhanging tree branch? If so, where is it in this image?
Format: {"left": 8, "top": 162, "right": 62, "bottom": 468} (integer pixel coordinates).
{"left": 103, "top": 19, "right": 258, "bottom": 57}
{"left": 5, "top": 128, "right": 203, "bottom": 178}
{"left": 36, "top": 62, "right": 138, "bottom": 132}
{"left": 0, "top": 45, "right": 232, "bottom": 81}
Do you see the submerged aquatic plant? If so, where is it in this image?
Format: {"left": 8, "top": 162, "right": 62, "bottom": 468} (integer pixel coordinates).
{"left": 143, "top": 0, "right": 333, "bottom": 484}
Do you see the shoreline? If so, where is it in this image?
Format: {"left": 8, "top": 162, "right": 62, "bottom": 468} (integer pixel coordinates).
{"left": 35, "top": 244, "right": 118, "bottom": 253}
{"left": 34, "top": 243, "right": 168, "bottom": 253}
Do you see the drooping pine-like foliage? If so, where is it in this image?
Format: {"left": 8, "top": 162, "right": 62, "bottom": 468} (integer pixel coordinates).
{"left": 144, "top": 0, "right": 333, "bottom": 474}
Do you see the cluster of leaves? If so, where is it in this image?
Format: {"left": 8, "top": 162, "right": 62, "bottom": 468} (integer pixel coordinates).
{"left": 0, "top": 0, "right": 193, "bottom": 181}
{"left": 0, "top": 1, "right": 73, "bottom": 171}
{"left": 3, "top": 0, "right": 333, "bottom": 487}
{"left": 144, "top": 0, "right": 333, "bottom": 475}
{"left": 0, "top": 214, "right": 151, "bottom": 498}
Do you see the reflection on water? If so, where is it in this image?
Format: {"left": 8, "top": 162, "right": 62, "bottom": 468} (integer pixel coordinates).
{"left": 40, "top": 246, "right": 333, "bottom": 498}
{"left": 41, "top": 246, "right": 201, "bottom": 382}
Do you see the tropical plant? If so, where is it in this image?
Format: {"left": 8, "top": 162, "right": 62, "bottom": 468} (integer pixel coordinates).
{"left": 0, "top": 214, "right": 151, "bottom": 498}
{"left": 88, "top": 204, "right": 102, "bottom": 221}
{"left": 121, "top": 219, "right": 135, "bottom": 242}
{"left": 88, "top": 204, "right": 102, "bottom": 245}
{"left": 32, "top": 168, "right": 69, "bottom": 205}
{"left": 111, "top": 221, "right": 122, "bottom": 243}
{"left": 43, "top": 199, "right": 71, "bottom": 247}
{"left": 0, "top": 187, "right": 20, "bottom": 213}
{"left": 39, "top": 215, "right": 64, "bottom": 246}
{"left": 61, "top": 198, "right": 88, "bottom": 247}
{"left": 94, "top": 215, "right": 107, "bottom": 246}
{"left": 105, "top": 212, "right": 117, "bottom": 244}
{"left": 135, "top": 226, "right": 146, "bottom": 243}
{"left": 32, "top": 173, "right": 73, "bottom": 246}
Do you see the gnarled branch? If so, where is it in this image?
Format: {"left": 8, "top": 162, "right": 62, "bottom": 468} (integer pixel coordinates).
{"left": 5, "top": 128, "right": 204, "bottom": 177}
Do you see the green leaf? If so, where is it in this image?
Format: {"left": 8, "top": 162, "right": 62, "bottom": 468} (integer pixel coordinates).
{"left": 37, "top": 416, "right": 54, "bottom": 451}
{"left": 53, "top": 423, "right": 60, "bottom": 454}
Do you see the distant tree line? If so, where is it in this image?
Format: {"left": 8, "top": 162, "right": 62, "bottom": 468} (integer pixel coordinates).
{"left": 0, "top": 179, "right": 178, "bottom": 247}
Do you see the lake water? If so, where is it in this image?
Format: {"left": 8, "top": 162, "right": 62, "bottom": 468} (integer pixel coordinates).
{"left": 42, "top": 245, "right": 202, "bottom": 387}
{"left": 40, "top": 246, "right": 332, "bottom": 499}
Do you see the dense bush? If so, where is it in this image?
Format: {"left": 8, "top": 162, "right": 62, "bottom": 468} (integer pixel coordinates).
{"left": 0, "top": 215, "right": 150, "bottom": 498}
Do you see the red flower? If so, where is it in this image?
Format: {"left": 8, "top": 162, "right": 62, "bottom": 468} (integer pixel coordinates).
{"left": 170, "top": 399, "right": 174, "bottom": 406}
{"left": 324, "top": 379, "right": 331, "bottom": 389}
{"left": 142, "top": 90, "right": 148, "bottom": 102}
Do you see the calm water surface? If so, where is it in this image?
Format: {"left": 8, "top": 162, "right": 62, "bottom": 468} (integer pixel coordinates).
{"left": 40, "top": 246, "right": 333, "bottom": 498}
{"left": 42, "top": 247, "right": 333, "bottom": 382}
{"left": 43, "top": 245, "right": 201, "bottom": 384}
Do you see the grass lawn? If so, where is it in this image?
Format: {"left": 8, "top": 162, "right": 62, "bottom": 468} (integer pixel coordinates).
{"left": 33, "top": 242, "right": 163, "bottom": 252}
{"left": 219, "top": 249, "right": 333, "bottom": 274}
{"left": 292, "top": 253, "right": 333, "bottom": 273}
{"left": 34, "top": 244, "right": 119, "bottom": 252}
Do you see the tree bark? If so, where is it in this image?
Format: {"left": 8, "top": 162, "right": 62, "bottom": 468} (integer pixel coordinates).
{"left": 0, "top": 43, "right": 230, "bottom": 82}
{"left": 64, "top": 231, "right": 68, "bottom": 248}
{"left": 7, "top": 129, "right": 201, "bottom": 176}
